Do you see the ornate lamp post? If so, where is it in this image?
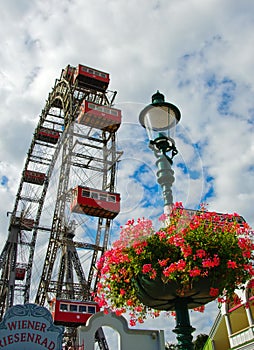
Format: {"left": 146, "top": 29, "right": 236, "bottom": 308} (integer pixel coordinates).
{"left": 139, "top": 92, "right": 195, "bottom": 349}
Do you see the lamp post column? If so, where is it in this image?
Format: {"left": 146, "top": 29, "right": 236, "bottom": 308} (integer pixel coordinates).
{"left": 173, "top": 298, "right": 195, "bottom": 350}
{"left": 155, "top": 152, "right": 175, "bottom": 214}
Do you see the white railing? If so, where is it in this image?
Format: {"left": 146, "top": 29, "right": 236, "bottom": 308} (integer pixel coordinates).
{"left": 230, "top": 326, "right": 254, "bottom": 348}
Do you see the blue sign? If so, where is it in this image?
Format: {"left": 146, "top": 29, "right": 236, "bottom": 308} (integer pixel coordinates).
{"left": 0, "top": 303, "right": 64, "bottom": 349}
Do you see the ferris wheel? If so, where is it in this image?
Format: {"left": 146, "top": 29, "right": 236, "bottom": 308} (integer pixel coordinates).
{"left": 0, "top": 64, "right": 122, "bottom": 347}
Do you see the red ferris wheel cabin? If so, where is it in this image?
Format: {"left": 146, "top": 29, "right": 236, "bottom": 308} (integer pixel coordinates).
{"left": 70, "top": 186, "right": 120, "bottom": 219}
{"left": 15, "top": 267, "right": 26, "bottom": 280}
{"left": 23, "top": 170, "right": 46, "bottom": 185}
{"left": 78, "top": 100, "right": 121, "bottom": 132}
{"left": 73, "top": 64, "right": 110, "bottom": 92}
{"left": 50, "top": 299, "right": 100, "bottom": 326}
{"left": 37, "top": 127, "right": 60, "bottom": 144}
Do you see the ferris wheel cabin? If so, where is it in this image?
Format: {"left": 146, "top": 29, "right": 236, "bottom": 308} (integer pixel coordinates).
{"left": 15, "top": 266, "right": 26, "bottom": 280}
{"left": 50, "top": 299, "right": 100, "bottom": 326}
{"left": 23, "top": 170, "right": 46, "bottom": 185}
{"left": 70, "top": 186, "right": 120, "bottom": 219}
{"left": 78, "top": 100, "right": 121, "bottom": 132}
{"left": 37, "top": 127, "right": 60, "bottom": 144}
{"left": 73, "top": 64, "right": 110, "bottom": 92}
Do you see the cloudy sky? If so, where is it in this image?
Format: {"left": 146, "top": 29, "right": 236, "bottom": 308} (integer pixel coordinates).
{"left": 1, "top": 0, "right": 254, "bottom": 346}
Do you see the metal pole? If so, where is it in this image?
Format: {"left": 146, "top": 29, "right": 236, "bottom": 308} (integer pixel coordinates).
{"left": 173, "top": 298, "right": 195, "bottom": 350}
{"left": 155, "top": 152, "right": 175, "bottom": 214}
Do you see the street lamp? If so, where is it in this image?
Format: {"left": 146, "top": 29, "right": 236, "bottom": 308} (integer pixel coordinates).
{"left": 139, "top": 91, "right": 181, "bottom": 214}
{"left": 139, "top": 92, "right": 196, "bottom": 350}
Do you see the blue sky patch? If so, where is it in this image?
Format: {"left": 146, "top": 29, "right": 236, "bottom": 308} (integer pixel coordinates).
{"left": 217, "top": 78, "right": 236, "bottom": 115}
{"left": 202, "top": 185, "right": 215, "bottom": 202}
{"left": 1, "top": 175, "right": 8, "bottom": 186}
{"left": 201, "top": 175, "right": 215, "bottom": 202}
{"left": 177, "top": 162, "right": 200, "bottom": 179}
{"left": 205, "top": 74, "right": 217, "bottom": 90}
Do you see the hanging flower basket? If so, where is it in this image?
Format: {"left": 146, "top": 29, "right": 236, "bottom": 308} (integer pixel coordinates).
{"left": 135, "top": 274, "right": 218, "bottom": 310}
{"left": 95, "top": 203, "right": 254, "bottom": 325}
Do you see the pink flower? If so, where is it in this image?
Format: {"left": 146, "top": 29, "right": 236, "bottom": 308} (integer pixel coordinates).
{"left": 202, "top": 255, "right": 220, "bottom": 268}
{"left": 227, "top": 260, "right": 237, "bottom": 269}
{"left": 169, "top": 233, "right": 184, "bottom": 247}
{"left": 189, "top": 267, "right": 201, "bottom": 277}
{"left": 202, "top": 259, "right": 214, "bottom": 268}
{"left": 209, "top": 287, "right": 219, "bottom": 297}
{"left": 134, "top": 305, "right": 143, "bottom": 312}
{"left": 156, "top": 231, "right": 167, "bottom": 240}
{"left": 181, "top": 245, "right": 192, "bottom": 258}
{"left": 142, "top": 264, "right": 152, "bottom": 274}
{"left": 177, "top": 260, "right": 187, "bottom": 270}
{"left": 163, "top": 260, "right": 186, "bottom": 277}
{"left": 243, "top": 251, "right": 251, "bottom": 258}
{"left": 130, "top": 319, "right": 136, "bottom": 326}
{"left": 195, "top": 249, "right": 206, "bottom": 258}
{"left": 158, "top": 213, "right": 169, "bottom": 222}
{"left": 244, "top": 264, "right": 254, "bottom": 275}
{"left": 150, "top": 268, "right": 157, "bottom": 279}
{"left": 193, "top": 305, "right": 205, "bottom": 313}
{"left": 115, "top": 308, "right": 126, "bottom": 316}
{"left": 142, "top": 264, "right": 157, "bottom": 279}
{"left": 152, "top": 310, "right": 160, "bottom": 318}
{"left": 158, "top": 258, "right": 169, "bottom": 267}
{"left": 213, "top": 255, "right": 220, "bottom": 266}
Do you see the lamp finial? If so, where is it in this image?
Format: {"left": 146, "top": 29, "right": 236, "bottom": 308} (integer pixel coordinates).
{"left": 152, "top": 91, "right": 165, "bottom": 104}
